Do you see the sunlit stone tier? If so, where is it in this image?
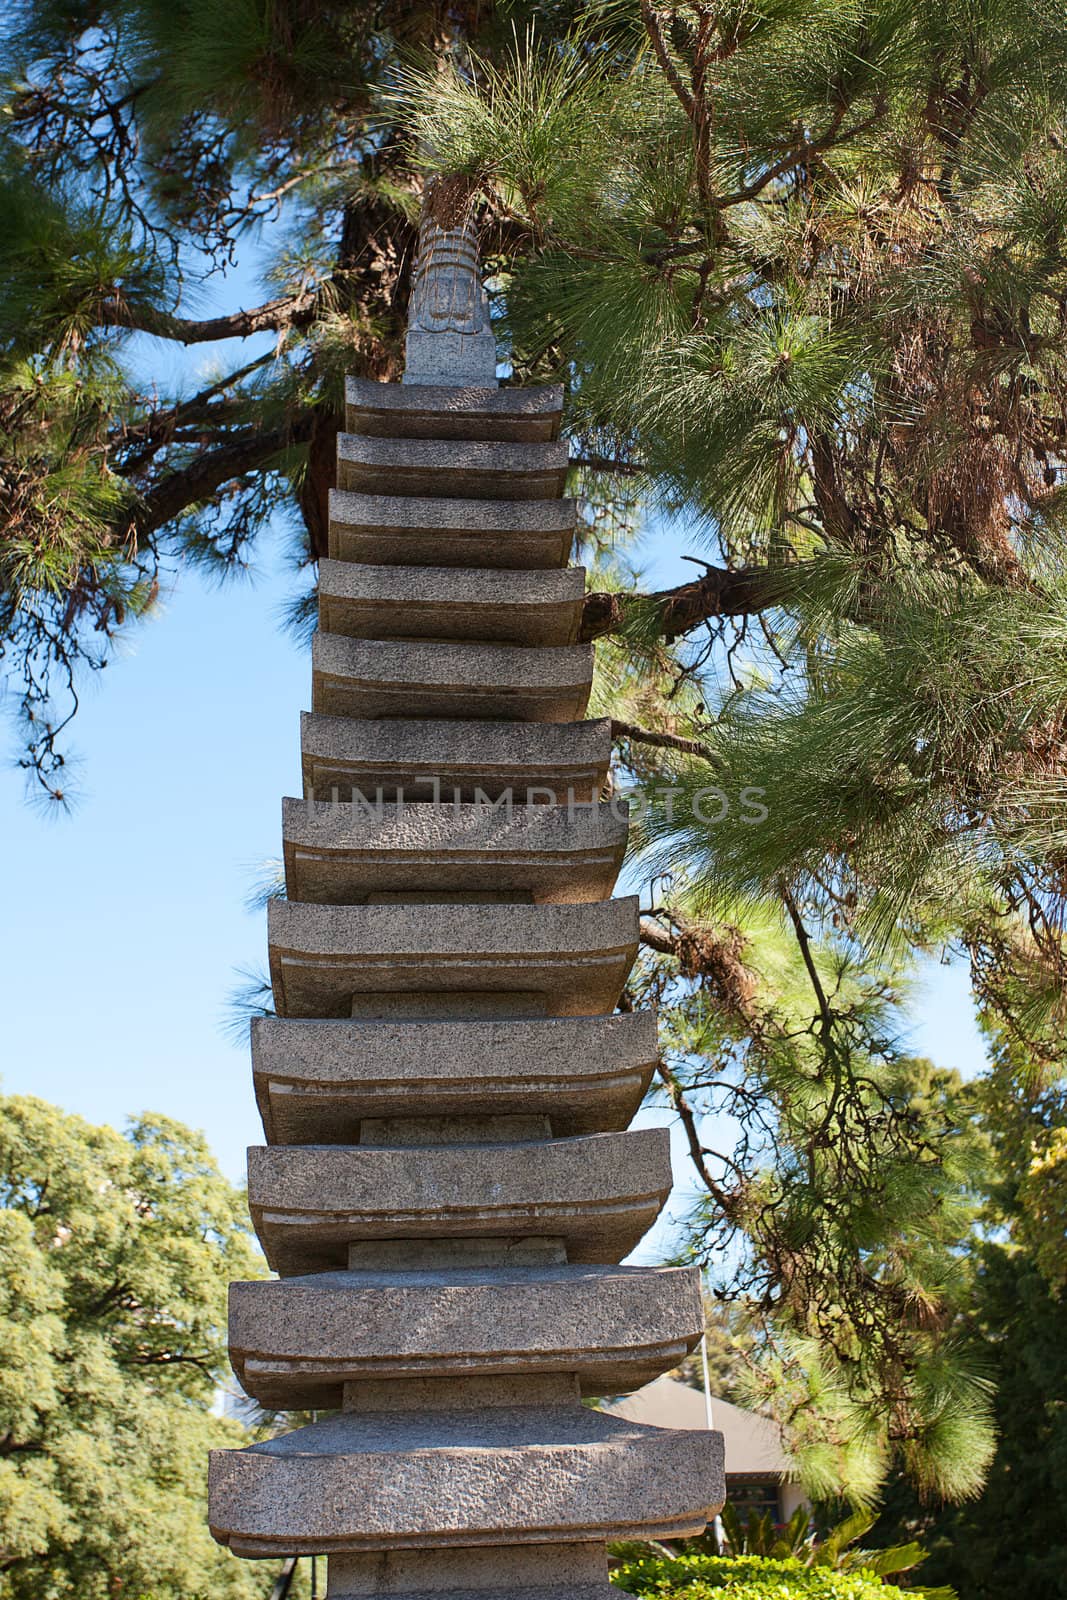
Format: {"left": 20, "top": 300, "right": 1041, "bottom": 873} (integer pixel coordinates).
{"left": 281, "top": 799, "right": 627, "bottom": 905}
{"left": 208, "top": 1393, "right": 725, "bottom": 1557}
{"left": 345, "top": 378, "right": 563, "bottom": 443}
{"left": 300, "top": 714, "right": 612, "bottom": 805}
{"left": 328, "top": 492, "right": 576, "bottom": 569}
{"left": 311, "top": 635, "right": 593, "bottom": 722}
{"left": 228, "top": 1262, "right": 705, "bottom": 1408}
{"left": 266, "top": 897, "right": 639, "bottom": 1019}
{"left": 251, "top": 1013, "right": 657, "bottom": 1144}
{"left": 337, "top": 436, "right": 569, "bottom": 501}
{"left": 247, "top": 1126, "right": 671, "bottom": 1274}
{"left": 317, "top": 562, "right": 585, "bottom": 646}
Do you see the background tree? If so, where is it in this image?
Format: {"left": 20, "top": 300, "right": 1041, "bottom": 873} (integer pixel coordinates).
{"left": 0, "top": 1094, "right": 269, "bottom": 1600}
{"left": 870, "top": 1023, "right": 1067, "bottom": 1600}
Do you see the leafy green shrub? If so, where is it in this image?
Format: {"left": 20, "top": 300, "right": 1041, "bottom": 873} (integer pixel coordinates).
{"left": 713, "top": 1505, "right": 947, "bottom": 1591}
{"left": 611, "top": 1554, "right": 910, "bottom": 1600}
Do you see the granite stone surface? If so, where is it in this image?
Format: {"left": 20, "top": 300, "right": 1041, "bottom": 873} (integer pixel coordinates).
{"left": 228, "top": 1262, "right": 704, "bottom": 1407}
{"left": 299, "top": 714, "right": 613, "bottom": 805}
{"left": 280, "top": 798, "right": 627, "bottom": 905}
{"left": 401, "top": 214, "right": 499, "bottom": 388}
{"left": 328, "top": 492, "right": 576, "bottom": 570}
{"left": 246, "top": 1126, "right": 672, "bottom": 1273}
{"left": 250, "top": 1012, "right": 657, "bottom": 1143}
{"left": 325, "top": 1541, "right": 611, "bottom": 1600}
{"left": 209, "top": 1404, "right": 725, "bottom": 1555}
{"left": 317, "top": 561, "right": 585, "bottom": 647}
{"left": 325, "top": 1541, "right": 610, "bottom": 1600}
{"left": 266, "top": 897, "right": 639, "bottom": 1019}
{"left": 345, "top": 379, "right": 563, "bottom": 443}
{"left": 337, "top": 436, "right": 569, "bottom": 502}
{"left": 311, "top": 633, "right": 593, "bottom": 723}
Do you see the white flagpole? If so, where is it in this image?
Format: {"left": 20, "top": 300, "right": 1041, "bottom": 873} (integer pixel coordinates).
{"left": 700, "top": 1332, "right": 714, "bottom": 1429}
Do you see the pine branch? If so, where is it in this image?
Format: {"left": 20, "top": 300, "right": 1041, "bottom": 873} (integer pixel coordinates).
{"left": 117, "top": 352, "right": 276, "bottom": 473}
{"left": 610, "top": 719, "right": 719, "bottom": 763}
{"left": 640, "top": 914, "right": 686, "bottom": 958}
{"left": 715, "top": 104, "right": 849, "bottom": 208}
{"left": 580, "top": 563, "right": 779, "bottom": 642}
{"left": 99, "top": 286, "right": 324, "bottom": 345}
{"left": 654, "top": 1052, "right": 734, "bottom": 1211}
{"left": 639, "top": 912, "right": 758, "bottom": 1028}
{"left": 131, "top": 415, "right": 314, "bottom": 536}
{"left": 639, "top": 2, "right": 695, "bottom": 120}
{"left": 809, "top": 430, "right": 858, "bottom": 544}
{"left": 572, "top": 453, "right": 646, "bottom": 476}
{"left": 780, "top": 884, "right": 835, "bottom": 1042}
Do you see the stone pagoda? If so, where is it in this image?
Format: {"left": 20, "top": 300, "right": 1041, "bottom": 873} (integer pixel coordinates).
{"left": 208, "top": 206, "right": 725, "bottom": 1600}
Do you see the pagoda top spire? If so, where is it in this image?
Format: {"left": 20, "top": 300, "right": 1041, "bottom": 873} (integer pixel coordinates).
{"left": 403, "top": 181, "right": 498, "bottom": 388}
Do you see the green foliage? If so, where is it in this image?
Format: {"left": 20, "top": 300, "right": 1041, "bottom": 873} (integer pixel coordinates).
{"left": 0, "top": 1094, "right": 268, "bottom": 1600}
{"left": 912, "top": 1243, "right": 1067, "bottom": 1598}
{"left": 1016, "top": 1124, "right": 1067, "bottom": 1290}
{"left": 628, "top": 875, "right": 995, "bottom": 1501}
{"left": 712, "top": 1504, "right": 950, "bottom": 1596}
{"left": 0, "top": 174, "right": 155, "bottom": 356}
{"left": 611, "top": 1553, "right": 911, "bottom": 1600}
{"left": 395, "top": 1, "right": 1067, "bottom": 1038}
{"left": 632, "top": 563, "right": 1067, "bottom": 936}
{"left": 869, "top": 1024, "right": 1067, "bottom": 1599}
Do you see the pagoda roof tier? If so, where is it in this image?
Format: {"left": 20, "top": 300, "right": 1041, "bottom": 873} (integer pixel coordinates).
{"left": 327, "top": 491, "right": 576, "bottom": 569}
{"left": 299, "top": 713, "right": 611, "bottom": 806}
{"left": 280, "top": 797, "right": 626, "bottom": 905}
{"left": 208, "top": 1400, "right": 724, "bottom": 1556}
{"left": 266, "top": 897, "right": 638, "bottom": 1019}
{"left": 251, "top": 1013, "right": 656, "bottom": 1144}
{"left": 345, "top": 378, "right": 563, "bottom": 443}
{"left": 337, "top": 435, "right": 569, "bottom": 501}
{"left": 317, "top": 560, "right": 585, "bottom": 647}
{"left": 311, "top": 633, "right": 593, "bottom": 722}
{"left": 228, "top": 1262, "right": 703, "bottom": 1409}
{"left": 247, "top": 1126, "right": 670, "bottom": 1274}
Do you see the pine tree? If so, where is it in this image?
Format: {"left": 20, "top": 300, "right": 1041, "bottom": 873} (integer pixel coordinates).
{"left": 388, "top": 0, "right": 1067, "bottom": 1497}
{"left": 391, "top": 0, "right": 1067, "bottom": 1042}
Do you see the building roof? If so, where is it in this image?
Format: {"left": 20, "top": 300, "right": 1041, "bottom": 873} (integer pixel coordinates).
{"left": 605, "top": 1376, "right": 796, "bottom": 1480}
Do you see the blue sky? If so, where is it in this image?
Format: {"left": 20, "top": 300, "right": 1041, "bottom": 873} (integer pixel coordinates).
{"left": 0, "top": 249, "right": 988, "bottom": 1251}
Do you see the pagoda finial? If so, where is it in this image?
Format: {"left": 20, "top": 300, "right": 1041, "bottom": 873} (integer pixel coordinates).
{"left": 403, "top": 179, "right": 497, "bottom": 387}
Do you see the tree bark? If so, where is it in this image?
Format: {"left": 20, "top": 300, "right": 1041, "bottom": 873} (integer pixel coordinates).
{"left": 133, "top": 417, "right": 314, "bottom": 537}
{"left": 298, "top": 183, "right": 418, "bottom": 558}
{"left": 580, "top": 563, "right": 780, "bottom": 641}
{"left": 99, "top": 289, "right": 324, "bottom": 344}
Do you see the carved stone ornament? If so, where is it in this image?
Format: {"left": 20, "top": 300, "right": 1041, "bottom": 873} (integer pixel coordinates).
{"left": 403, "top": 212, "right": 498, "bottom": 387}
